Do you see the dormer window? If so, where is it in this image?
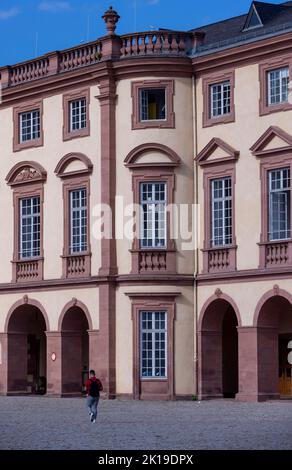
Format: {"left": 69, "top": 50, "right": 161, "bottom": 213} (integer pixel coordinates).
{"left": 242, "top": 3, "right": 263, "bottom": 31}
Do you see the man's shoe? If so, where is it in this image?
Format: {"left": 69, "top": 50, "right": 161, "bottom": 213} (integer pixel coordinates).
{"left": 90, "top": 413, "right": 94, "bottom": 422}
{"left": 92, "top": 419, "right": 96, "bottom": 423}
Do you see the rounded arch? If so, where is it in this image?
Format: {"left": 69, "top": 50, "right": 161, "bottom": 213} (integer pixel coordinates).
{"left": 124, "top": 143, "right": 181, "bottom": 168}
{"left": 55, "top": 153, "right": 93, "bottom": 177}
{"left": 58, "top": 299, "right": 93, "bottom": 331}
{"left": 253, "top": 287, "right": 292, "bottom": 327}
{"left": 5, "top": 297, "right": 50, "bottom": 332}
{"left": 198, "top": 292, "right": 242, "bottom": 331}
{"left": 5, "top": 161, "right": 47, "bottom": 186}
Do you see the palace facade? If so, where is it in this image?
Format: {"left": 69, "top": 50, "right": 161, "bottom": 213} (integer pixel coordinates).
{"left": 0, "top": 1, "right": 292, "bottom": 401}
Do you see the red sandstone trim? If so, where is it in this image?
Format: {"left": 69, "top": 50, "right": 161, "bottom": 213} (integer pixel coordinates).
{"left": 196, "top": 138, "right": 239, "bottom": 166}
{"left": 250, "top": 126, "right": 292, "bottom": 157}
{"left": 13, "top": 98, "right": 44, "bottom": 152}
{"left": 124, "top": 143, "right": 181, "bottom": 169}
{"left": 127, "top": 293, "right": 179, "bottom": 400}
{"left": 4, "top": 296, "right": 50, "bottom": 332}
{"left": 62, "top": 88, "right": 90, "bottom": 141}
{"left": 202, "top": 69, "right": 235, "bottom": 128}
{"left": 253, "top": 286, "right": 292, "bottom": 327}
{"left": 259, "top": 55, "right": 292, "bottom": 116}
{"left": 198, "top": 291, "right": 242, "bottom": 331}
{"left": 57, "top": 298, "right": 93, "bottom": 331}
{"left": 202, "top": 163, "right": 237, "bottom": 273}
{"left": 54, "top": 152, "right": 93, "bottom": 178}
{"left": 131, "top": 79, "right": 175, "bottom": 130}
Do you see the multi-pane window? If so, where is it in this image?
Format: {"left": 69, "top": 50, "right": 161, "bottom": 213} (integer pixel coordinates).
{"left": 140, "top": 311, "right": 167, "bottom": 378}
{"left": 20, "top": 197, "right": 41, "bottom": 259}
{"left": 140, "top": 89, "right": 166, "bottom": 121}
{"left": 211, "top": 177, "right": 232, "bottom": 246}
{"left": 268, "top": 168, "right": 291, "bottom": 241}
{"left": 70, "top": 189, "right": 87, "bottom": 254}
{"left": 19, "top": 110, "right": 40, "bottom": 143}
{"left": 69, "top": 98, "right": 87, "bottom": 132}
{"left": 210, "top": 81, "right": 231, "bottom": 118}
{"left": 268, "top": 67, "right": 289, "bottom": 106}
{"left": 140, "top": 182, "right": 167, "bottom": 248}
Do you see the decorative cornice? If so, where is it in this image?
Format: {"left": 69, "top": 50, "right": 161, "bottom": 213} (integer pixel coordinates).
{"left": 250, "top": 126, "right": 292, "bottom": 157}
{"left": 196, "top": 138, "right": 239, "bottom": 166}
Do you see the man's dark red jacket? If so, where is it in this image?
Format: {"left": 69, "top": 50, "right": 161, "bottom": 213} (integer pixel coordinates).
{"left": 86, "top": 376, "right": 103, "bottom": 395}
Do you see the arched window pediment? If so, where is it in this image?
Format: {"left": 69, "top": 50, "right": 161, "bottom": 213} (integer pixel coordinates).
{"left": 55, "top": 153, "right": 93, "bottom": 178}
{"left": 6, "top": 161, "right": 47, "bottom": 186}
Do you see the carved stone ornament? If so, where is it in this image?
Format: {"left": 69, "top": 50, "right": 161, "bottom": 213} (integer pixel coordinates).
{"left": 15, "top": 167, "right": 42, "bottom": 183}
{"left": 273, "top": 284, "right": 280, "bottom": 296}
{"left": 215, "top": 288, "right": 222, "bottom": 298}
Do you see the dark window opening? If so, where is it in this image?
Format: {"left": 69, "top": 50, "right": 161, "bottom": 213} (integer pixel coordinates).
{"left": 140, "top": 89, "right": 166, "bottom": 121}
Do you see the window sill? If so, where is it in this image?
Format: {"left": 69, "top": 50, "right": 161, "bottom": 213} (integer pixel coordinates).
{"left": 202, "top": 245, "right": 237, "bottom": 273}
{"left": 203, "top": 112, "right": 235, "bottom": 128}
{"left": 63, "top": 128, "right": 90, "bottom": 141}
{"left": 259, "top": 102, "right": 292, "bottom": 116}
{"left": 61, "top": 252, "right": 91, "bottom": 278}
{"left": 130, "top": 248, "right": 176, "bottom": 274}
{"left": 12, "top": 258, "right": 44, "bottom": 282}
{"left": 259, "top": 240, "right": 292, "bottom": 268}
{"left": 13, "top": 138, "right": 43, "bottom": 152}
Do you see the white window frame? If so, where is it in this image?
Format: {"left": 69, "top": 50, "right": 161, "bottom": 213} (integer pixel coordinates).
{"left": 268, "top": 67, "right": 289, "bottom": 106}
{"left": 69, "top": 98, "right": 87, "bottom": 132}
{"left": 19, "top": 196, "right": 41, "bottom": 259}
{"left": 140, "top": 182, "right": 167, "bottom": 249}
{"left": 70, "top": 188, "right": 87, "bottom": 254}
{"left": 211, "top": 177, "right": 232, "bottom": 247}
{"left": 210, "top": 81, "right": 231, "bottom": 118}
{"left": 19, "top": 109, "right": 40, "bottom": 143}
{"left": 140, "top": 311, "right": 167, "bottom": 379}
{"left": 268, "top": 168, "right": 291, "bottom": 241}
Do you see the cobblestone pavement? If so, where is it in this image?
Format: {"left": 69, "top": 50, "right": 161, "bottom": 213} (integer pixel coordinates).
{"left": 0, "top": 397, "right": 292, "bottom": 450}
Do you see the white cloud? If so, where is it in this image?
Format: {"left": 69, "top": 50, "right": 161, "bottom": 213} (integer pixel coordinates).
{"left": 38, "top": 1, "right": 71, "bottom": 12}
{"left": 0, "top": 7, "right": 20, "bottom": 20}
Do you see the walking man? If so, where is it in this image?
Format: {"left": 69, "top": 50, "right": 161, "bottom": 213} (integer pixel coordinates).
{"left": 86, "top": 370, "right": 103, "bottom": 423}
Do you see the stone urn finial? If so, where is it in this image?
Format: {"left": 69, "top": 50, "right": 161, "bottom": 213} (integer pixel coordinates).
{"left": 102, "top": 6, "right": 120, "bottom": 35}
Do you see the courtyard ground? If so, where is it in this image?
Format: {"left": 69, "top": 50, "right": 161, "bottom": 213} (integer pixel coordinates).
{"left": 0, "top": 397, "right": 291, "bottom": 450}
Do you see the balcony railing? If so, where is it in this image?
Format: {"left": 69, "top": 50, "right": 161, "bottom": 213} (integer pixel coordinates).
{"left": 62, "top": 253, "right": 91, "bottom": 278}
{"left": 259, "top": 240, "right": 292, "bottom": 268}
{"left": 202, "top": 246, "right": 237, "bottom": 273}
{"left": 120, "top": 31, "right": 193, "bottom": 58}
{"left": 13, "top": 259, "right": 43, "bottom": 282}
{"left": 139, "top": 250, "right": 167, "bottom": 273}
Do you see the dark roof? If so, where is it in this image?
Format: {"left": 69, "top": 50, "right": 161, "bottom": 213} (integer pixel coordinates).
{"left": 191, "top": 1, "right": 292, "bottom": 53}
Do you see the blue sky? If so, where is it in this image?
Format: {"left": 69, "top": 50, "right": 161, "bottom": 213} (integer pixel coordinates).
{"left": 0, "top": 0, "right": 285, "bottom": 66}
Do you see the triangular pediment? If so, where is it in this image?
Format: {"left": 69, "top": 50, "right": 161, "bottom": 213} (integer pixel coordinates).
{"left": 196, "top": 138, "right": 239, "bottom": 166}
{"left": 250, "top": 126, "right": 292, "bottom": 157}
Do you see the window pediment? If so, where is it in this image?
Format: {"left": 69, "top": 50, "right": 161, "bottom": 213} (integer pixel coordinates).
{"left": 6, "top": 161, "right": 47, "bottom": 186}
{"left": 196, "top": 138, "right": 239, "bottom": 166}
{"left": 250, "top": 126, "right": 292, "bottom": 157}
{"left": 124, "top": 143, "right": 181, "bottom": 169}
{"left": 55, "top": 153, "right": 93, "bottom": 178}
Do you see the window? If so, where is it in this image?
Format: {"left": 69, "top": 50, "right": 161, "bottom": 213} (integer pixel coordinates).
{"left": 268, "top": 67, "right": 289, "bottom": 106}
{"left": 70, "top": 188, "right": 87, "bottom": 254}
{"left": 131, "top": 80, "right": 175, "bottom": 129}
{"left": 20, "top": 110, "right": 40, "bottom": 143}
{"left": 140, "top": 311, "right": 167, "bottom": 378}
{"left": 210, "top": 81, "right": 231, "bottom": 118}
{"left": 13, "top": 100, "right": 43, "bottom": 152}
{"left": 69, "top": 99, "right": 87, "bottom": 132}
{"left": 268, "top": 168, "right": 291, "bottom": 241}
{"left": 211, "top": 177, "right": 232, "bottom": 246}
{"left": 202, "top": 70, "right": 235, "bottom": 127}
{"left": 63, "top": 89, "right": 90, "bottom": 140}
{"left": 140, "top": 182, "right": 166, "bottom": 248}
{"left": 140, "top": 89, "right": 166, "bottom": 121}
{"left": 19, "top": 196, "right": 41, "bottom": 259}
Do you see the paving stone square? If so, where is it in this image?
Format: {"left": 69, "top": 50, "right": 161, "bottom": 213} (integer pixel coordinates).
{"left": 0, "top": 397, "right": 292, "bottom": 450}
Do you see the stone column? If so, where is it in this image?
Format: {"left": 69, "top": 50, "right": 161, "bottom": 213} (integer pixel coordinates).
{"left": 236, "top": 327, "right": 259, "bottom": 402}
{"left": 198, "top": 330, "right": 223, "bottom": 399}
{"left": 0, "top": 333, "right": 8, "bottom": 395}
{"left": 46, "top": 331, "right": 62, "bottom": 396}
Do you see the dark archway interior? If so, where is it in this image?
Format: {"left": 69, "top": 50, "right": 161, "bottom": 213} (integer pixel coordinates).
{"left": 7, "top": 305, "right": 47, "bottom": 394}
{"left": 61, "top": 306, "right": 89, "bottom": 395}
{"left": 200, "top": 299, "right": 238, "bottom": 399}
{"left": 257, "top": 296, "right": 292, "bottom": 398}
